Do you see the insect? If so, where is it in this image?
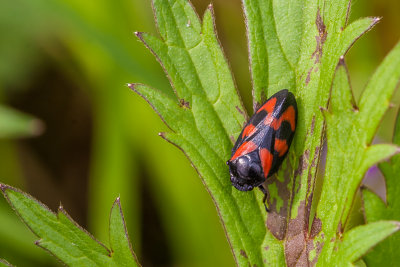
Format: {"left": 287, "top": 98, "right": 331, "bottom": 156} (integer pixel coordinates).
{"left": 227, "top": 89, "right": 297, "bottom": 212}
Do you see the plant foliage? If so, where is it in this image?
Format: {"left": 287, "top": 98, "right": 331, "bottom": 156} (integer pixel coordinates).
{"left": 0, "top": 105, "right": 42, "bottom": 139}
{"left": 362, "top": 110, "right": 400, "bottom": 266}
{"left": 1, "top": 0, "right": 400, "bottom": 266}
{"left": 130, "top": 0, "right": 400, "bottom": 265}
{"left": 0, "top": 184, "right": 139, "bottom": 266}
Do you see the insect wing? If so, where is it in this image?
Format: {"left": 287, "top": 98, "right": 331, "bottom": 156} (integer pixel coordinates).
{"left": 231, "top": 95, "right": 278, "bottom": 153}
{"left": 263, "top": 90, "right": 297, "bottom": 176}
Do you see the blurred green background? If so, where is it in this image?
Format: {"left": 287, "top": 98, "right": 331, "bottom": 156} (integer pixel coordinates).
{"left": 0, "top": 0, "right": 399, "bottom": 266}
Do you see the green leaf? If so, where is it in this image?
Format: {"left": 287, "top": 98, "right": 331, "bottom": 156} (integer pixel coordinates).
{"left": 354, "top": 259, "right": 367, "bottom": 267}
{"left": 0, "top": 259, "right": 13, "bottom": 267}
{"left": 243, "top": 0, "right": 382, "bottom": 265}
{"left": 130, "top": 2, "right": 265, "bottom": 266}
{"left": 242, "top": 0, "right": 298, "bottom": 109}
{"left": 0, "top": 184, "right": 140, "bottom": 266}
{"left": 133, "top": 0, "right": 398, "bottom": 265}
{"left": 0, "top": 105, "right": 43, "bottom": 139}
{"left": 362, "top": 108, "right": 400, "bottom": 265}
{"left": 316, "top": 40, "right": 400, "bottom": 265}
{"left": 358, "top": 42, "right": 400, "bottom": 143}
{"left": 337, "top": 221, "right": 400, "bottom": 263}
{"left": 109, "top": 198, "right": 139, "bottom": 265}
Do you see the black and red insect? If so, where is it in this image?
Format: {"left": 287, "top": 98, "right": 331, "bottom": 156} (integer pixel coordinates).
{"left": 227, "top": 89, "right": 297, "bottom": 211}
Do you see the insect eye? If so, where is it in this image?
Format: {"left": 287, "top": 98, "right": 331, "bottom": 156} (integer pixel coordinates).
{"left": 236, "top": 157, "right": 250, "bottom": 177}
{"left": 248, "top": 164, "right": 261, "bottom": 178}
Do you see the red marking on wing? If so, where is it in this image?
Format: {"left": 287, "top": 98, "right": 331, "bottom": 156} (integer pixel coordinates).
{"left": 257, "top": 97, "right": 277, "bottom": 114}
{"left": 242, "top": 124, "right": 257, "bottom": 139}
{"left": 271, "top": 106, "right": 296, "bottom": 131}
{"left": 260, "top": 148, "right": 273, "bottom": 178}
{"left": 231, "top": 141, "right": 257, "bottom": 161}
{"left": 275, "top": 138, "right": 288, "bottom": 157}
{"left": 263, "top": 114, "right": 274, "bottom": 126}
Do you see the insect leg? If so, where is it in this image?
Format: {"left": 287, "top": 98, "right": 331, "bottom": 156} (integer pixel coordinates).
{"left": 258, "top": 185, "right": 270, "bottom": 212}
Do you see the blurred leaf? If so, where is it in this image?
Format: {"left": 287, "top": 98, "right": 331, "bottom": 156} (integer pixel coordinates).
{"left": 0, "top": 105, "right": 43, "bottom": 139}
{"left": 0, "top": 259, "right": 13, "bottom": 267}
{"left": 316, "top": 41, "right": 400, "bottom": 265}
{"left": 0, "top": 183, "right": 140, "bottom": 266}
{"left": 28, "top": 0, "right": 231, "bottom": 263}
{"left": 362, "top": 108, "right": 400, "bottom": 265}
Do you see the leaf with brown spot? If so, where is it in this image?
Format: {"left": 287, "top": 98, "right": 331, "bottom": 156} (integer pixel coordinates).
{"left": 130, "top": 2, "right": 263, "bottom": 266}
{"left": 316, "top": 42, "right": 400, "bottom": 265}
{"left": 132, "top": 0, "right": 397, "bottom": 266}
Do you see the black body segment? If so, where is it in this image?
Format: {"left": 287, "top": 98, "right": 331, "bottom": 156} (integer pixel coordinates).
{"left": 227, "top": 89, "right": 297, "bottom": 199}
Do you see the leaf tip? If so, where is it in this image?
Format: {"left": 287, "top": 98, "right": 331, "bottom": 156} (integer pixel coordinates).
{"left": 30, "top": 119, "right": 45, "bottom": 136}
{"left": 113, "top": 196, "right": 121, "bottom": 207}
{"left": 58, "top": 203, "right": 65, "bottom": 214}
{"left": 0, "top": 183, "right": 7, "bottom": 193}
{"left": 338, "top": 56, "right": 346, "bottom": 65}
{"left": 0, "top": 184, "right": 16, "bottom": 196}
{"left": 135, "top": 31, "right": 144, "bottom": 41}
{"left": 158, "top": 132, "right": 166, "bottom": 138}
{"left": 373, "top": 17, "right": 382, "bottom": 24}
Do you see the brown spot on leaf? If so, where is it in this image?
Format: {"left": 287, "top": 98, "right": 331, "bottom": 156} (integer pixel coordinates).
{"left": 285, "top": 201, "right": 323, "bottom": 267}
{"left": 311, "top": 147, "right": 319, "bottom": 168}
{"left": 295, "top": 150, "right": 310, "bottom": 178}
{"left": 266, "top": 161, "right": 293, "bottom": 240}
{"left": 310, "top": 116, "right": 316, "bottom": 135}
{"left": 235, "top": 106, "right": 246, "bottom": 118}
{"left": 311, "top": 9, "right": 327, "bottom": 64}
{"left": 306, "top": 147, "right": 320, "bottom": 204}
{"left": 286, "top": 232, "right": 306, "bottom": 264}
{"left": 253, "top": 101, "right": 261, "bottom": 114}
{"left": 310, "top": 217, "right": 322, "bottom": 239}
{"left": 240, "top": 249, "right": 248, "bottom": 259}
{"left": 230, "top": 135, "right": 235, "bottom": 143}
{"left": 337, "top": 221, "right": 344, "bottom": 235}
{"left": 310, "top": 240, "right": 324, "bottom": 266}
{"left": 285, "top": 202, "right": 307, "bottom": 266}
{"left": 264, "top": 246, "right": 270, "bottom": 251}
{"left": 179, "top": 98, "right": 190, "bottom": 108}
{"left": 267, "top": 211, "right": 288, "bottom": 240}
{"left": 305, "top": 146, "right": 321, "bottom": 235}
{"left": 306, "top": 68, "right": 312, "bottom": 85}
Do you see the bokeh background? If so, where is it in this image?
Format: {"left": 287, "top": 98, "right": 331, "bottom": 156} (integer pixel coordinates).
{"left": 0, "top": 0, "right": 399, "bottom": 266}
